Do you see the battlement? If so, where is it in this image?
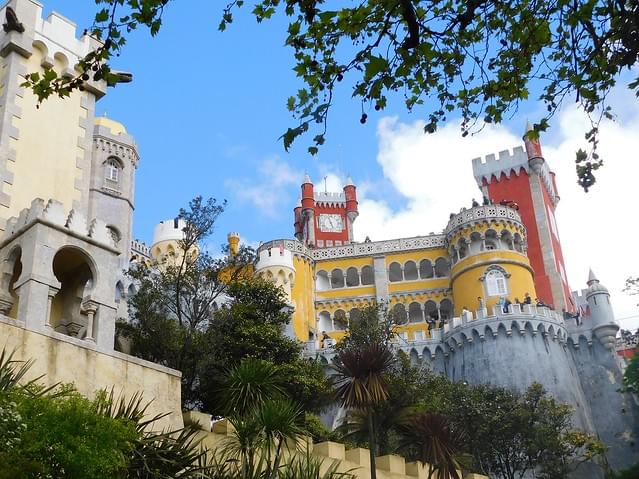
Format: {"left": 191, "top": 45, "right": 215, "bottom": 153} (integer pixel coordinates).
{"left": 255, "top": 244, "right": 295, "bottom": 271}
{"left": 307, "top": 304, "right": 569, "bottom": 361}
{"left": 14, "top": 0, "right": 100, "bottom": 58}
{"left": 472, "top": 146, "right": 529, "bottom": 187}
{"left": 314, "top": 191, "right": 345, "bottom": 206}
{"left": 152, "top": 218, "right": 186, "bottom": 246}
{"left": 472, "top": 145, "right": 559, "bottom": 206}
{"left": 444, "top": 204, "right": 523, "bottom": 236}
{"left": 0, "top": 198, "right": 116, "bottom": 249}
{"left": 131, "top": 239, "right": 151, "bottom": 258}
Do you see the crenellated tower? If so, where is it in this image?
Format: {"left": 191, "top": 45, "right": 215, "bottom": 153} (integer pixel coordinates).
{"left": 472, "top": 124, "right": 574, "bottom": 312}
{"left": 294, "top": 175, "right": 358, "bottom": 248}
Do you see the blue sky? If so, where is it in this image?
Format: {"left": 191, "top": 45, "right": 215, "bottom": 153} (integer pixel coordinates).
{"left": 43, "top": 1, "right": 639, "bottom": 328}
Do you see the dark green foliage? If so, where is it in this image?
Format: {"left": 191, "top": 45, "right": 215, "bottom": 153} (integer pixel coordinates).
{"left": 23, "top": 1, "right": 639, "bottom": 189}
{"left": 0, "top": 348, "right": 210, "bottom": 479}
{"left": 0, "top": 388, "right": 136, "bottom": 479}
{"left": 623, "top": 353, "right": 639, "bottom": 393}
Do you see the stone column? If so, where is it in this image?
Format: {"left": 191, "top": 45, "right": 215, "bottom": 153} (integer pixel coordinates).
{"left": 81, "top": 299, "right": 99, "bottom": 341}
{"left": 45, "top": 286, "right": 59, "bottom": 328}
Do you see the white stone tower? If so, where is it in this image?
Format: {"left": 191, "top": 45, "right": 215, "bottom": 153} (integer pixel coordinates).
{"left": 585, "top": 269, "right": 619, "bottom": 350}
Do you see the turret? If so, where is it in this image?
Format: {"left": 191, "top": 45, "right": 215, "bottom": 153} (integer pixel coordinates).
{"left": 445, "top": 203, "right": 536, "bottom": 315}
{"left": 227, "top": 232, "right": 240, "bottom": 258}
{"left": 255, "top": 242, "right": 296, "bottom": 302}
{"left": 585, "top": 269, "right": 619, "bottom": 349}
{"left": 301, "top": 174, "right": 315, "bottom": 210}
{"left": 523, "top": 121, "right": 544, "bottom": 172}
{"left": 150, "top": 218, "right": 187, "bottom": 262}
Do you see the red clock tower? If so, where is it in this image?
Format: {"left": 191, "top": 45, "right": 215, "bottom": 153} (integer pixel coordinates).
{"left": 293, "top": 175, "right": 358, "bottom": 248}
{"left": 472, "top": 123, "right": 575, "bottom": 312}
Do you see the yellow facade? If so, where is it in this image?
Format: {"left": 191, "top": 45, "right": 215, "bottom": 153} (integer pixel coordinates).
{"left": 256, "top": 205, "right": 535, "bottom": 345}
{"left": 6, "top": 47, "right": 89, "bottom": 221}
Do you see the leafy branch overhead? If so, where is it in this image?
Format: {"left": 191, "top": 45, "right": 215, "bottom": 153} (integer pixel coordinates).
{"left": 23, "top": 0, "right": 639, "bottom": 191}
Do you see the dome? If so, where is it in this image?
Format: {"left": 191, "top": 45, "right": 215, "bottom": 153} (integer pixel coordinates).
{"left": 586, "top": 268, "right": 609, "bottom": 294}
{"left": 95, "top": 116, "right": 127, "bottom": 135}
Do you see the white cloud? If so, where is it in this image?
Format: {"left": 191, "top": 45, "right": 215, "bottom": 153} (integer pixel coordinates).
{"left": 225, "top": 155, "right": 302, "bottom": 217}
{"left": 355, "top": 106, "right": 639, "bottom": 329}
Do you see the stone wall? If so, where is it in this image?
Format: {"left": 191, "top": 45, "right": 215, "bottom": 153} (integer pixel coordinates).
{"left": 0, "top": 317, "right": 183, "bottom": 430}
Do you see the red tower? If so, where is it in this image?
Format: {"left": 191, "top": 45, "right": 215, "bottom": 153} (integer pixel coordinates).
{"left": 293, "top": 175, "right": 358, "bottom": 248}
{"left": 472, "top": 123, "right": 575, "bottom": 312}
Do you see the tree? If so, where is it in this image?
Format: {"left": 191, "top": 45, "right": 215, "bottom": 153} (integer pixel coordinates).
{"left": 396, "top": 412, "right": 467, "bottom": 479}
{"left": 422, "top": 380, "right": 606, "bottom": 479}
{"left": 120, "top": 196, "right": 255, "bottom": 407}
{"left": 623, "top": 352, "right": 639, "bottom": 393}
{"left": 209, "top": 358, "right": 355, "bottom": 479}
{"left": 332, "top": 310, "right": 396, "bottom": 479}
{"left": 197, "top": 277, "right": 334, "bottom": 415}
{"left": 22, "top": 1, "right": 639, "bottom": 190}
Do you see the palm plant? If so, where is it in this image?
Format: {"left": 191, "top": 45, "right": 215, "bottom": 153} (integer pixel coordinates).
{"left": 94, "top": 389, "right": 213, "bottom": 478}
{"left": 331, "top": 343, "right": 395, "bottom": 479}
{"left": 396, "top": 412, "right": 467, "bottom": 479}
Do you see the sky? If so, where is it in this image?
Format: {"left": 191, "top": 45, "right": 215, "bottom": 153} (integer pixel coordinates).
{"left": 43, "top": 1, "right": 639, "bottom": 330}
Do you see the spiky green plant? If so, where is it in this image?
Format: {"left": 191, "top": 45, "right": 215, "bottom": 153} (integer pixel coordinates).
{"left": 396, "top": 412, "right": 467, "bottom": 479}
{"left": 94, "top": 389, "right": 211, "bottom": 478}
{"left": 331, "top": 343, "right": 395, "bottom": 479}
{"left": 219, "top": 358, "right": 286, "bottom": 416}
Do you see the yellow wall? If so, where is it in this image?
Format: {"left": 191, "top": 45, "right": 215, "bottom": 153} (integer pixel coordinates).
{"left": 291, "top": 255, "right": 315, "bottom": 341}
{"left": 384, "top": 249, "right": 448, "bottom": 264}
{"left": 186, "top": 416, "right": 489, "bottom": 479}
{"left": 316, "top": 285, "right": 376, "bottom": 300}
{"left": 388, "top": 278, "right": 449, "bottom": 293}
{"left": 6, "top": 48, "right": 88, "bottom": 222}
{"left": 451, "top": 251, "right": 536, "bottom": 315}
{"left": 315, "top": 256, "right": 373, "bottom": 271}
{"left": 0, "top": 318, "right": 183, "bottom": 430}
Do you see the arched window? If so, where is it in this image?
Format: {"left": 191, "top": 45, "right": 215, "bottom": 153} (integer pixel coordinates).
{"left": 334, "top": 309, "right": 348, "bottom": 330}
{"left": 409, "top": 302, "right": 423, "bottom": 323}
{"left": 105, "top": 158, "right": 121, "bottom": 183}
{"left": 388, "top": 262, "right": 403, "bottom": 282}
{"left": 434, "top": 257, "right": 450, "bottom": 277}
{"left": 345, "top": 267, "right": 360, "bottom": 287}
{"left": 392, "top": 303, "right": 408, "bottom": 324}
{"left": 484, "top": 229, "right": 499, "bottom": 250}
{"left": 315, "top": 271, "right": 330, "bottom": 291}
{"left": 440, "top": 299, "right": 453, "bottom": 320}
{"left": 331, "top": 269, "right": 345, "bottom": 288}
{"left": 485, "top": 269, "right": 508, "bottom": 296}
{"left": 419, "top": 259, "right": 433, "bottom": 279}
{"left": 360, "top": 265, "right": 374, "bottom": 285}
{"left": 404, "top": 261, "right": 418, "bottom": 280}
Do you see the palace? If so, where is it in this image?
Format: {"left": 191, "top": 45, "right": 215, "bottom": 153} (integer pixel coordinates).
{"left": 0, "top": 0, "right": 637, "bottom": 475}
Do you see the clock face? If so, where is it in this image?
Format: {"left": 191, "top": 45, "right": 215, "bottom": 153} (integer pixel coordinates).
{"left": 318, "top": 214, "right": 344, "bottom": 232}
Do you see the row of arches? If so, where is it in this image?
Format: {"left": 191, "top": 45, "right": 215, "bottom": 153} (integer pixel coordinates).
{"left": 450, "top": 229, "right": 525, "bottom": 263}
{"left": 316, "top": 266, "right": 374, "bottom": 290}
{"left": 316, "top": 258, "right": 451, "bottom": 290}
{"left": 388, "top": 258, "right": 449, "bottom": 282}
{"left": 391, "top": 299, "right": 453, "bottom": 324}
{"left": 0, "top": 245, "right": 99, "bottom": 340}
{"left": 317, "top": 299, "right": 453, "bottom": 332}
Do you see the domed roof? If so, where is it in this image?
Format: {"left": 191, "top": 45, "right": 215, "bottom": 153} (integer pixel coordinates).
{"left": 586, "top": 268, "right": 609, "bottom": 294}
{"left": 94, "top": 115, "right": 127, "bottom": 135}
